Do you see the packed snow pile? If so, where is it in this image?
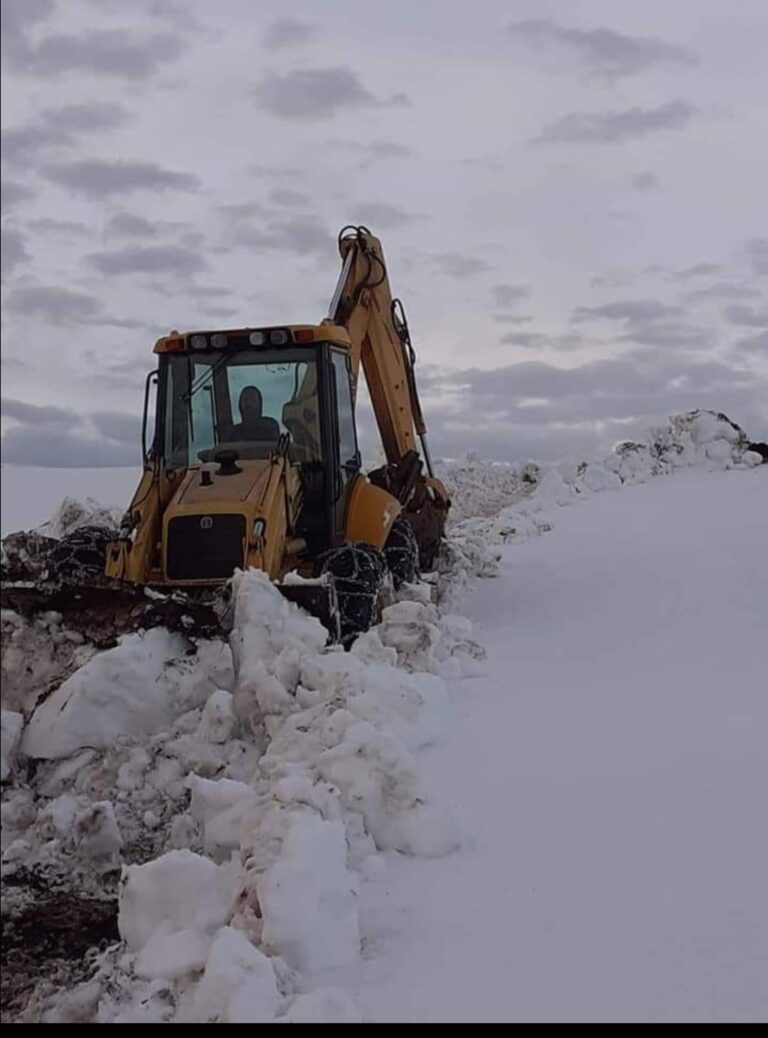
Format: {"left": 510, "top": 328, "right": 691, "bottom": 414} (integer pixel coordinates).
{"left": 0, "top": 408, "right": 764, "bottom": 1023}
{"left": 1, "top": 566, "right": 482, "bottom": 1022}
{"left": 440, "top": 410, "right": 764, "bottom": 592}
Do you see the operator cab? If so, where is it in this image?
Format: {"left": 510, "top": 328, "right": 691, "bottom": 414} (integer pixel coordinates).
{"left": 148, "top": 325, "right": 361, "bottom": 553}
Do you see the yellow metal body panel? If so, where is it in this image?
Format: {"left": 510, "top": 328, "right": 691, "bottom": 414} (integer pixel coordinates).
{"left": 108, "top": 456, "right": 303, "bottom": 587}
{"left": 344, "top": 475, "right": 401, "bottom": 550}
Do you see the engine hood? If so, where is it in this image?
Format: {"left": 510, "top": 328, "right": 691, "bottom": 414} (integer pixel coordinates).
{"left": 174, "top": 459, "right": 272, "bottom": 508}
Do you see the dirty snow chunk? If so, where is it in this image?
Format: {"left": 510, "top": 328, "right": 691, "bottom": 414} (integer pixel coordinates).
{"left": 21, "top": 629, "right": 204, "bottom": 760}
{"left": 35, "top": 496, "right": 122, "bottom": 539}
{"left": 743, "top": 450, "right": 763, "bottom": 467}
{"left": 284, "top": 987, "right": 363, "bottom": 1023}
{"left": 259, "top": 812, "right": 360, "bottom": 973}
{"left": 1, "top": 608, "right": 96, "bottom": 715}
{"left": 196, "top": 689, "right": 236, "bottom": 744}
{"left": 1, "top": 709, "right": 23, "bottom": 781}
{"left": 119, "top": 849, "right": 237, "bottom": 981}
{"left": 75, "top": 801, "right": 123, "bottom": 858}
{"left": 180, "top": 927, "right": 281, "bottom": 1023}
{"left": 116, "top": 747, "right": 151, "bottom": 791}
{"left": 188, "top": 775, "right": 257, "bottom": 862}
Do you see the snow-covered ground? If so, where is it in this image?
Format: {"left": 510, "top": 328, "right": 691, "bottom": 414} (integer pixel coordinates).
{"left": 1, "top": 412, "right": 766, "bottom": 1022}
{"left": 351, "top": 467, "right": 768, "bottom": 1022}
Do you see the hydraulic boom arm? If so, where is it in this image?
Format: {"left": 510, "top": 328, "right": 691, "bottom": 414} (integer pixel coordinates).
{"left": 326, "top": 225, "right": 434, "bottom": 477}
{"left": 324, "top": 225, "right": 449, "bottom": 566}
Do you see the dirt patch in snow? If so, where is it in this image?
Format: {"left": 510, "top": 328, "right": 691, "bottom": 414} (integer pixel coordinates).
{"left": 1, "top": 894, "right": 118, "bottom": 1023}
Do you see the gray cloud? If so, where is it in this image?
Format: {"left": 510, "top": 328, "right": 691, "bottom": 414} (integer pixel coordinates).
{"left": 231, "top": 215, "right": 331, "bottom": 256}
{"left": 2, "top": 180, "right": 38, "bottom": 210}
{"left": 218, "top": 201, "right": 270, "bottom": 221}
{"left": 1, "top": 425, "right": 138, "bottom": 467}
{"left": 1, "top": 227, "right": 30, "bottom": 278}
{"left": 254, "top": 67, "right": 410, "bottom": 119}
{"left": 730, "top": 332, "right": 768, "bottom": 357}
{"left": 263, "top": 17, "right": 318, "bottom": 50}
{"left": 428, "top": 253, "right": 492, "bottom": 278}
{"left": 630, "top": 172, "right": 658, "bottom": 191}
{"left": 745, "top": 238, "right": 768, "bottom": 276}
{"left": 534, "top": 101, "right": 698, "bottom": 145}
{"left": 2, "top": 392, "right": 142, "bottom": 466}
{"left": 87, "top": 244, "right": 207, "bottom": 276}
{"left": 619, "top": 321, "right": 713, "bottom": 348}
{"left": 572, "top": 299, "right": 682, "bottom": 323}
{"left": 42, "top": 159, "right": 200, "bottom": 198}
{"left": 491, "top": 283, "right": 531, "bottom": 307}
{"left": 27, "top": 216, "right": 89, "bottom": 236}
{"left": 0, "top": 0, "right": 55, "bottom": 51}
{"left": 674, "top": 262, "right": 723, "bottom": 280}
{"left": 247, "top": 164, "right": 304, "bottom": 180}
{"left": 459, "top": 155, "right": 506, "bottom": 173}
{"left": 268, "top": 188, "right": 311, "bottom": 208}
{"left": 197, "top": 305, "right": 240, "bottom": 320}
{"left": 106, "top": 212, "right": 159, "bottom": 237}
{"left": 684, "top": 281, "right": 761, "bottom": 302}
{"left": 499, "top": 331, "right": 584, "bottom": 351}
{"left": 8, "top": 25, "right": 184, "bottom": 79}
{"left": 570, "top": 297, "right": 714, "bottom": 350}
{"left": 725, "top": 304, "right": 768, "bottom": 328}
{"left": 509, "top": 20, "right": 697, "bottom": 79}
{"left": 2, "top": 102, "right": 129, "bottom": 165}
{"left": 192, "top": 286, "right": 234, "bottom": 299}
{"left": 330, "top": 138, "right": 415, "bottom": 168}
{"left": 90, "top": 410, "right": 141, "bottom": 443}
{"left": 493, "top": 314, "right": 533, "bottom": 325}
{"left": 4, "top": 285, "right": 101, "bottom": 323}
{"left": 4, "top": 284, "right": 143, "bottom": 328}
{"left": 733, "top": 330, "right": 768, "bottom": 354}
{"left": 418, "top": 355, "right": 764, "bottom": 460}
{"left": 2, "top": 397, "right": 78, "bottom": 428}
{"left": 353, "top": 202, "right": 424, "bottom": 229}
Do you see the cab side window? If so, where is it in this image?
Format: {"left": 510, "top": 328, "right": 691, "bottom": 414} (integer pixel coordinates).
{"left": 331, "top": 350, "right": 359, "bottom": 470}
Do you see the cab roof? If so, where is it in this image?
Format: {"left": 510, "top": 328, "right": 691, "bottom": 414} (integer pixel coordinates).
{"left": 154, "top": 323, "right": 351, "bottom": 354}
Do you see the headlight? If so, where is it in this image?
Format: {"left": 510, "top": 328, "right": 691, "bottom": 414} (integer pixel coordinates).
{"left": 190, "top": 334, "right": 207, "bottom": 350}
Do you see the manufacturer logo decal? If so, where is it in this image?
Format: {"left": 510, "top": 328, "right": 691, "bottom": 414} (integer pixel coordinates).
{"left": 200, "top": 516, "right": 214, "bottom": 530}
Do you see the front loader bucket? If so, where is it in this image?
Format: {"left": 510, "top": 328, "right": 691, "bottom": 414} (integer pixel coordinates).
{"left": 0, "top": 580, "right": 227, "bottom": 649}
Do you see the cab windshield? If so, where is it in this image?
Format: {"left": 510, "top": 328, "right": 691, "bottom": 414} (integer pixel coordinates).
{"left": 163, "top": 348, "right": 320, "bottom": 469}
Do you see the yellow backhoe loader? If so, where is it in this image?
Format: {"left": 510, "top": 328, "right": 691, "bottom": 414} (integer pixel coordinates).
{"left": 1, "top": 227, "right": 450, "bottom": 645}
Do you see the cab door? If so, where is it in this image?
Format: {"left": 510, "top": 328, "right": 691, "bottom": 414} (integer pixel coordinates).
{"left": 329, "top": 348, "right": 361, "bottom": 538}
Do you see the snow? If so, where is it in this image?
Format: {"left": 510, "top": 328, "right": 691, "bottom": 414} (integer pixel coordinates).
{"left": 351, "top": 467, "right": 768, "bottom": 1022}
{"left": 258, "top": 812, "right": 360, "bottom": 973}
{"left": 1, "top": 710, "right": 24, "bottom": 782}
{"left": 20, "top": 629, "right": 227, "bottom": 760}
{"left": 1, "top": 410, "right": 766, "bottom": 1022}
{"left": 118, "top": 849, "right": 239, "bottom": 982}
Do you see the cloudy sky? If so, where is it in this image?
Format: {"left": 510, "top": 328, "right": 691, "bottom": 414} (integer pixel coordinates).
{"left": 2, "top": 0, "right": 766, "bottom": 468}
